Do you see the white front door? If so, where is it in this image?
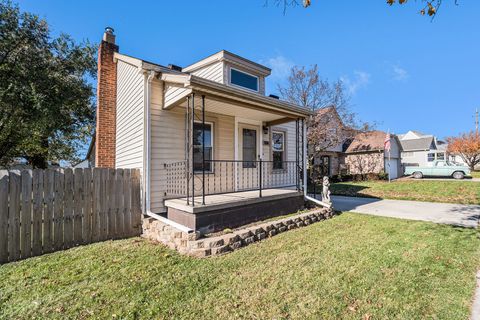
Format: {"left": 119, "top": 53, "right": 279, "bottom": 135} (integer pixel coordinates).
{"left": 237, "top": 123, "right": 261, "bottom": 190}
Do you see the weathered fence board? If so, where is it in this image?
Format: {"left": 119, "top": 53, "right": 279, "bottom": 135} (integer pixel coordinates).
{"left": 0, "top": 171, "right": 9, "bottom": 263}
{"left": 0, "top": 168, "right": 141, "bottom": 263}
{"left": 44, "top": 169, "right": 55, "bottom": 253}
{"left": 83, "top": 169, "right": 92, "bottom": 244}
{"left": 63, "top": 169, "right": 74, "bottom": 248}
{"left": 73, "top": 168, "right": 84, "bottom": 245}
{"left": 20, "top": 170, "right": 32, "bottom": 259}
{"left": 8, "top": 171, "right": 21, "bottom": 261}
{"left": 32, "top": 169, "right": 44, "bottom": 256}
{"left": 53, "top": 169, "right": 64, "bottom": 250}
{"left": 123, "top": 169, "right": 132, "bottom": 235}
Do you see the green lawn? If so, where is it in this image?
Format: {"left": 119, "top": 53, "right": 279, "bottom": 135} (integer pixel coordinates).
{"left": 1, "top": 213, "right": 478, "bottom": 319}
{"left": 331, "top": 180, "right": 480, "bottom": 205}
{"left": 472, "top": 171, "right": 480, "bottom": 179}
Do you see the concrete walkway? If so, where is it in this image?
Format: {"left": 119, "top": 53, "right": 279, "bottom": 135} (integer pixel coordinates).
{"left": 332, "top": 195, "right": 480, "bottom": 228}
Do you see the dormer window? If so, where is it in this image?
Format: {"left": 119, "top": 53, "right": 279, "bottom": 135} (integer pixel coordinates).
{"left": 230, "top": 68, "right": 259, "bottom": 92}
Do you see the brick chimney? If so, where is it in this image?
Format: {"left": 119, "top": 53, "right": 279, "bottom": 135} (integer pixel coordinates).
{"left": 95, "top": 27, "right": 119, "bottom": 168}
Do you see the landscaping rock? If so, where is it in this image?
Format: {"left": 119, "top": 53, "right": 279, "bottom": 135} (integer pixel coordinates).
{"left": 243, "top": 236, "right": 256, "bottom": 245}
{"left": 190, "top": 248, "right": 211, "bottom": 258}
{"left": 230, "top": 241, "right": 242, "bottom": 250}
{"left": 256, "top": 232, "right": 266, "bottom": 240}
{"left": 211, "top": 245, "right": 231, "bottom": 255}
{"left": 205, "top": 238, "right": 224, "bottom": 248}
{"left": 222, "top": 233, "right": 239, "bottom": 245}
{"left": 235, "top": 230, "right": 252, "bottom": 240}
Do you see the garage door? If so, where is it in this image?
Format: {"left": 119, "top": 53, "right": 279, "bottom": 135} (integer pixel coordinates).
{"left": 386, "top": 158, "right": 399, "bottom": 179}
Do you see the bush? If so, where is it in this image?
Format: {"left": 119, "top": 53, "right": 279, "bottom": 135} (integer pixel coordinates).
{"left": 332, "top": 172, "right": 388, "bottom": 182}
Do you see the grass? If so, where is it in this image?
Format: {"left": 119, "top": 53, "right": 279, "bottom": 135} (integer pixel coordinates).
{"left": 331, "top": 180, "right": 480, "bottom": 204}
{"left": 1, "top": 213, "right": 478, "bottom": 319}
{"left": 472, "top": 171, "right": 480, "bottom": 179}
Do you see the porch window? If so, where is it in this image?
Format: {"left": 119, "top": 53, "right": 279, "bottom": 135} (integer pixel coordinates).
{"left": 242, "top": 128, "right": 257, "bottom": 168}
{"left": 230, "top": 68, "right": 259, "bottom": 92}
{"left": 272, "top": 131, "right": 285, "bottom": 169}
{"left": 193, "top": 122, "right": 213, "bottom": 172}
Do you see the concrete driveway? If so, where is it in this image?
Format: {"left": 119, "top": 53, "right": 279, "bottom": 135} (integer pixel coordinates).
{"left": 332, "top": 195, "right": 480, "bottom": 228}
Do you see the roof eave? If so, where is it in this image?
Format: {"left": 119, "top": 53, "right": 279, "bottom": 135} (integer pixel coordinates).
{"left": 186, "top": 76, "right": 310, "bottom": 117}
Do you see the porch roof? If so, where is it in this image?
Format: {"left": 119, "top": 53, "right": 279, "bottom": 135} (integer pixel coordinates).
{"left": 114, "top": 52, "right": 310, "bottom": 119}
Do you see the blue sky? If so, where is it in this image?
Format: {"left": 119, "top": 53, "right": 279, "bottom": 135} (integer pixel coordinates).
{"left": 18, "top": 0, "right": 480, "bottom": 143}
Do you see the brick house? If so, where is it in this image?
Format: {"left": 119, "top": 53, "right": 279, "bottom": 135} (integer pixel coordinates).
{"left": 344, "top": 130, "right": 403, "bottom": 179}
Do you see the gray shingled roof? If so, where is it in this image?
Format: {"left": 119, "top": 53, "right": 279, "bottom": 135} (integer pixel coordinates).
{"left": 399, "top": 137, "right": 434, "bottom": 151}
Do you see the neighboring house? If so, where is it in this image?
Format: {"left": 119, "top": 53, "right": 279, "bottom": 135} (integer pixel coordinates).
{"left": 344, "top": 131, "right": 402, "bottom": 179}
{"left": 93, "top": 28, "right": 312, "bottom": 234}
{"left": 398, "top": 130, "right": 448, "bottom": 167}
{"left": 312, "top": 106, "right": 349, "bottom": 177}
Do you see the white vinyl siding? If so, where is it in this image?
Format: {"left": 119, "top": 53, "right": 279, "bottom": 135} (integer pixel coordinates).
{"left": 115, "top": 60, "right": 145, "bottom": 169}
{"left": 271, "top": 121, "right": 297, "bottom": 162}
{"left": 191, "top": 61, "right": 224, "bottom": 83}
{"left": 164, "top": 84, "right": 190, "bottom": 108}
{"left": 149, "top": 81, "right": 235, "bottom": 213}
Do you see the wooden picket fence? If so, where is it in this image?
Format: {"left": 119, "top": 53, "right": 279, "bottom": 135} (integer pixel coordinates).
{"left": 0, "top": 168, "right": 142, "bottom": 263}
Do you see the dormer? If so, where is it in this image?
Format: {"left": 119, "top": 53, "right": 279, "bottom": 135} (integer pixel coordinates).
{"left": 182, "top": 50, "right": 271, "bottom": 95}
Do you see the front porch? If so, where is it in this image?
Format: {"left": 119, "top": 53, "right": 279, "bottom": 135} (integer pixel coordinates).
{"left": 157, "top": 92, "right": 309, "bottom": 233}
{"left": 165, "top": 188, "right": 304, "bottom": 234}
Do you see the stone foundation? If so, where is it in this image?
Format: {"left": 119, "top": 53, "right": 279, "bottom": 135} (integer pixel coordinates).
{"left": 142, "top": 207, "right": 335, "bottom": 258}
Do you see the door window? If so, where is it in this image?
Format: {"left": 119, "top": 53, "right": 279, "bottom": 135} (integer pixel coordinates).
{"left": 193, "top": 122, "right": 213, "bottom": 172}
{"left": 272, "top": 131, "right": 285, "bottom": 169}
{"left": 242, "top": 128, "right": 257, "bottom": 168}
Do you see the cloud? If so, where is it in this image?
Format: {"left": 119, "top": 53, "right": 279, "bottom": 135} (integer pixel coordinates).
{"left": 391, "top": 65, "right": 409, "bottom": 81}
{"left": 261, "top": 55, "right": 294, "bottom": 83}
{"left": 340, "top": 71, "right": 371, "bottom": 95}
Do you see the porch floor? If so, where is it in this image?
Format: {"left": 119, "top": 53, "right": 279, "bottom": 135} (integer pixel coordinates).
{"left": 164, "top": 188, "right": 303, "bottom": 214}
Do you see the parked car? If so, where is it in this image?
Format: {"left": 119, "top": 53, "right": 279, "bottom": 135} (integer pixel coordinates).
{"left": 404, "top": 161, "right": 471, "bottom": 180}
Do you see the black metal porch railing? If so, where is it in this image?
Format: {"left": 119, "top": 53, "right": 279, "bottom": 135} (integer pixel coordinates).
{"left": 165, "top": 160, "right": 301, "bottom": 202}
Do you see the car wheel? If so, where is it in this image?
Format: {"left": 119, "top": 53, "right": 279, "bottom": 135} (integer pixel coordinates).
{"left": 452, "top": 171, "right": 464, "bottom": 180}
{"left": 413, "top": 172, "right": 423, "bottom": 179}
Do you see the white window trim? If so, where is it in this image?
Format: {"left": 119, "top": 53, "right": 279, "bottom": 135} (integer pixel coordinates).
{"left": 193, "top": 121, "right": 214, "bottom": 173}
{"left": 228, "top": 66, "right": 259, "bottom": 93}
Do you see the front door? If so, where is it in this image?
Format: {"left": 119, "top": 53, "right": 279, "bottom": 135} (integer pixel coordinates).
{"left": 237, "top": 123, "right": 260, "bottom": 190}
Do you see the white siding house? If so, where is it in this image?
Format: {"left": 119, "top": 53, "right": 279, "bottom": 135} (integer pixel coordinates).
{"left": 93, "top": 29, "right": 311, "bottom": 233}
{"left": 398, "top": 131, "right": 446, "bottom": 168}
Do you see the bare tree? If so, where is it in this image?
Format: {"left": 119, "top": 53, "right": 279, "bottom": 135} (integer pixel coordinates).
{"left": 278, "top": 65, "right": 371, "bottom": 159}
{"left": 267, "top": 0, "right": 457, "bottom": 17}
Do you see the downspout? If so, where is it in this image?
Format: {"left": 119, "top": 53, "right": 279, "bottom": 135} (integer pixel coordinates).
{"left": 143, "top": 70, "right": 193, "bottom": 233}
{"left": 303, "top": 117, "right": 332, "bottom": 208}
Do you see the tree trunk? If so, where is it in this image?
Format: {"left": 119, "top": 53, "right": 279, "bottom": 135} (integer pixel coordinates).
{"left": 27, "top": 155, "right": 48, "bottom": 169}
